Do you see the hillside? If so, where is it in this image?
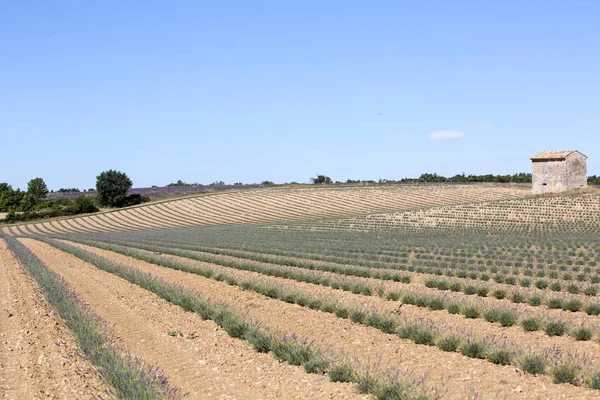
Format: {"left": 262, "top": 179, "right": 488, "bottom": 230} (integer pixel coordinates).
{"left": 1, "top": 183, "right": 529, "bottom": 235}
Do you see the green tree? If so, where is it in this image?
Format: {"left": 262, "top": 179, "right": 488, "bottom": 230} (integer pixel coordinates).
{"left": 311, "top": 175, "right": 333, "bottom": 184}
{"left": 27, "top": 177, "right": 48, "bottom": 200}
{"left": 96, "top": 170, "right": 133, "bottom": 207}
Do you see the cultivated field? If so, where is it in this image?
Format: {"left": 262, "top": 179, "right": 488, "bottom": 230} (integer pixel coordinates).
{"left": 4, "top": 184, "right": 600, "bottom": 399}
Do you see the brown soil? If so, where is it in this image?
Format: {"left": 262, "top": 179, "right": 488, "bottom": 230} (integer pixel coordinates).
{"left": 0, "top": 240, "right": 109, "bottom": 399}
{"left": 50, "top": 240, "right": 598, "bottom": 399}
{"left": 21, "top": 238, "right": 365, "bottom": 400}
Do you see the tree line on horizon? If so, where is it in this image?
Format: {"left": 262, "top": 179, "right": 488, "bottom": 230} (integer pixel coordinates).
{"left": 0, "top": 170, "right": 148, "bottom": 223}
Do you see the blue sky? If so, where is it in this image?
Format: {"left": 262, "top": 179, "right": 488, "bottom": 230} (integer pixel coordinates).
{"left": 1, "top": 1, "right": 598, "bottom": 190}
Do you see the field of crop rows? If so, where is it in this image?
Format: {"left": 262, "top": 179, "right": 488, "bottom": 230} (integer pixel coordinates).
{"left": 3, "top": 184, "right": 600, "bottom": 399}
{"left": 1, "top": 184, "right": 528, "bottom": 236}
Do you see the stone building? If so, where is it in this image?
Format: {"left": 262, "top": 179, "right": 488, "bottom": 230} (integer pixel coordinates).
{"left": 530, "top": 150, "right": 587, "bottom": 194}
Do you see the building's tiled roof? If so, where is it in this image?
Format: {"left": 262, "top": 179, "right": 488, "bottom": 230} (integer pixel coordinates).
{"left": 530, "top": 150, "right": 587, "bottom": 161}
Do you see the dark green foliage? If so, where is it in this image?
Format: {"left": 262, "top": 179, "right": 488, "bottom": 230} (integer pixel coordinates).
{"left": 545, "top": 321, "right": 567, "bottom": 336}
{"left": 312, "top": 175, "right": 333, "bottom": 184}
{"left": 436, "top": 335, "right": 460, "bottom": 352}
{"left": 563, "top": 299, "right": 582, "bottom": 312}
{"left": 521, "top": 317, "right": 541, "bottom": 332}
{"left": 551, "top": 362, "right": 580, "bottom": 384}
{"left": 27, "top": 177, "right": 48, "bottom": 200}
{"left": 459, "top": 340, "right": 486, "bottom": 359}
{"left": 585, "top": 303, "right": 600, "bottom": 316}
{"left": 492, "top": 289, "right": 506, "bottom": 299}
{"left": 463, "top": 306, "right": 480, "bottom": 319}
{"left": 446, "top": 303, "right": 460, "bottom": 314}
{"left": 386, "top": 291, "right": 401, "bottom": 301}
{"left": 511, "top": 292, "right": 526, "bottom": 304}
{"left": 520, "top": 355, "right": 546, "bottom": 375}
{"left": 398, "top": 324, "right": 436, "bottom": 345}
{"left": 527, "top": 295, "right": 542, "bottom": 306}
{"left": 571, "top": 327, "right": 593, "bottom": 341}
{"left": 96, "top": 169, "right": 133, "bottom": 207}
{"left": 328, "top": 364, "right": 353, "bottom": 382}
{"left": 487, "top": 349, "right": 512, "bottom": 365}
{"left": 590, "top": 372, "right": 600, "bottom": 389}
{"left": 2, "top": 195, "right": 99, "bottom": 223}
{"left": 547, "top": 298, "right": 564, "bottom": 309}
{"left": 303, "top": 357, "right": 330, "bottom": 374}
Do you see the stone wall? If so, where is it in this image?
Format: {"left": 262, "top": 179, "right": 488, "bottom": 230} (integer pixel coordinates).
{"left": 566, "top": 152, "right": 588, "bottom": 191}
{"left": 532, "top": 152, "right": 587, "bottom": 194}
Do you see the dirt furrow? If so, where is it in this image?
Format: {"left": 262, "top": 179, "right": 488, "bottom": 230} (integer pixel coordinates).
{"left": 55, "top": 240, "right": 598, "bottom": 399}
{"left": 0, "top": 240, "right": 109, "bottom": 399}
{"left": 21, "top": 238, "right": 364, "bottom": 400}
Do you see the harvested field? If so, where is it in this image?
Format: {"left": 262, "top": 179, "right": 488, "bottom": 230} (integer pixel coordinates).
{"left": 3, "top": 184, "right": 600, "bottom": 399}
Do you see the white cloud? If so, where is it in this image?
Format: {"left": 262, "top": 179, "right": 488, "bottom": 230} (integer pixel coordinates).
{"left": 428, "top": 130, "right": 465, "bottom": 140}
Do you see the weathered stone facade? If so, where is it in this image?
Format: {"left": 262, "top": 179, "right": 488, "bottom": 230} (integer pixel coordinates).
{"left": 531, "top": 151, "right": 587, "bottom": 195}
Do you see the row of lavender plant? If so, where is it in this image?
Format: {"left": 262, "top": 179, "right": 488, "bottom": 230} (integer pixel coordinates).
{"left": 45, "top": 236, "right": 600, "bottom": 389}
{"left": 37, "top": 236, "right": 437, "bottom": 400}
{"left": 0, "top": 233, "right": 183, "bottom": 400}
{"left": 58, "top": 234, "right": 600, "bottom": 340}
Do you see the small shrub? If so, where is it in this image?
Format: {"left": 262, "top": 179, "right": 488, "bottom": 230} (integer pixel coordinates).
{"left": 488, "top": 349, "right": 512, "bottom": 365}
{"left": 484, "top": 308, "right": 501, "bottom": 323}
{"left": 547, "top": 298, "right": 563, "bottom": 309}
{"left": 519, "top": 278, "right": 531, "bottom": 287}
{"left": 428, "top": 297, "right": 445, "bottom": 311}
{"left": 460, "top": 340, "right": 486, "bottom": 359}
{"left": 528, "top": 295, "right": 542, "bottom": 306}
{"left": 328, "top": 364, "right": 353, "bottom": 382}
{"left": 303, "top": 357, "right": 330, "bottom": 374}
{"left": 463, "top": 306, "right": 480, "bottom": 319}
{"left": 589, "top": 372, "right": 600, "bottom": 390}
{"left": 572, "top": 327, "right": 593, "bottom": 341}
{"left": 350, "top": 310, "right": 366, "bottom": 324}
{"left": 551, "top": 362, "right": 580, "bottom": 384}
{"left": 386, "top": 292, "right": 401, "bottom": 301}
{"left": 563, "top": 299, "right": 582, "bottom": 312}
{"left": 437, "top": 335, "right": 461, "bottom": 352}
{"left": 498, "top": 309, "right": 518, "bottom": 327}
{"left": 446, "top": 303, "right": 460, "bottom": 314}
{"left": 584, "top": 287, "right": 598, "bottom": 296}
{"left": 550, "top": 282, "right": 562, "bottom": 292}
{"left": 519, "top": 354, "right": 546, "bottom": 375}
{"left": 449, "top": 282, "right": 462, "bottom": 292}
{"left": 535, "top": 280, "right": 548, "bottom": 290}
{"left": 521, "top": 317, "right": 541, "bottom": 332}
{"left": 398, "top": 323, "right": 436, "bottom": 346}
{"left": 566, "top": 283, "right": 581, "bottom": 294}
{"left": 464, "top": 285, "right": 477, "bottom": 295}
{"left": 585, "top": 303, "right": 600, "bottom": 316}
{"left": 545, "top": 320, "right": 567, "bottom": 336}
{"left": 511, "top": 292, "right": 526, "bottom": 304}
{"left": 365, "top": 313, "right": 397, "bottom": 334}
{"left": 492, "top": 289, "right": 506, "bottom": 299}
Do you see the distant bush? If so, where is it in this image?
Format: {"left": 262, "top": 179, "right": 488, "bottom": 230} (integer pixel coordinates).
{"left": 2, "top": 196, "right": 99, "bottom": 223}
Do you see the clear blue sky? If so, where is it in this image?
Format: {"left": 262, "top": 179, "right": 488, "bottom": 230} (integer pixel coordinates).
{"left": 1, "top": 1, "right": 598, "bottom": 190}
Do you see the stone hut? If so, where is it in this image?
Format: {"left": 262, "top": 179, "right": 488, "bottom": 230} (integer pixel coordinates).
{"left": 530, "top": 150, "right": 587, "bottom": 194}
